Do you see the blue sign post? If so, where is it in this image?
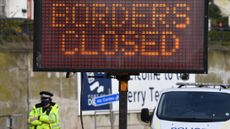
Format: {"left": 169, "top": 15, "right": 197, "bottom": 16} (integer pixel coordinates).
{"left": 93, "top": 93, "right": 119, "bottom": 106}
{"left": 81, "top": 72, "right": 112, "bottom": 111}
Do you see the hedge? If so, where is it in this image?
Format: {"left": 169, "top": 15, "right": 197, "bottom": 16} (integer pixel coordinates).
{"left": 208, "top": 30, "right": 230, "bottom": 42}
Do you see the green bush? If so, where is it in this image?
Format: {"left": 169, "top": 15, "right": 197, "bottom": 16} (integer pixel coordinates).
{"left": 0, "top": 19, "right": 33, "bottom": 42}
{"left": 209, "top": 31, "right": 230, "bottom": 42}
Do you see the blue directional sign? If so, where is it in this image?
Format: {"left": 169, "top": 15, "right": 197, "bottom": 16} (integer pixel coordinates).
{"left": 93, "top": 93, "right": 119, "bottom": 106}
{"left": 81, "top": 72, "right": 112, "bottom": 111}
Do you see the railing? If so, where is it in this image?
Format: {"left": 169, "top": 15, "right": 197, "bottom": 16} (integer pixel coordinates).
{"left": 0, "top": 114, "right": 25, "bottom": 129}
{"left": 94, "top": 110, "right": 145, "bottom": 129}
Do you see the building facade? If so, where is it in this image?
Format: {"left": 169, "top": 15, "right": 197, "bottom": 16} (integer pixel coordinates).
{"left": 0, "top": 0, "right": 33, "bottom": 19}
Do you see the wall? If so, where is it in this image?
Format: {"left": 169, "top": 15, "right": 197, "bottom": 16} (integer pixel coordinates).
{"left": 196, "top": 45, "right": 230, "bottom": 83}
{"left": 0, "top": 41, "right": 230, "bottom": 129}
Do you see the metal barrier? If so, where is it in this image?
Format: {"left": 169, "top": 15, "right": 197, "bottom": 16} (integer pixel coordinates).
{"left": 0, "top": 114, "right": 25, "bottom": 129}
{"left": 94, "top": 110, "right": 144, "bottom": 129}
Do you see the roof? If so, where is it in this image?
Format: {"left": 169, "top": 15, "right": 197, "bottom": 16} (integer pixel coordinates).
{"left": 161, "top": 83, "right": 230, "bottom": 94}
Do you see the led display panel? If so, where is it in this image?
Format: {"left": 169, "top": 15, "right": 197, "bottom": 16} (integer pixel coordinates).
{"left": 34, "top": 0, "right": 208, "bottom": 73}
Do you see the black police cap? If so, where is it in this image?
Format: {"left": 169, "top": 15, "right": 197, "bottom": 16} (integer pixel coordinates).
{"left": 40, "top": 91, "right": 53, "bottom": 98}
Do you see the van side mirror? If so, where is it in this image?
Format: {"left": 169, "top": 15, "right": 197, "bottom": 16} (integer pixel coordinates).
{"left": 141, "top": 108, "right": 151, "bottom": 123}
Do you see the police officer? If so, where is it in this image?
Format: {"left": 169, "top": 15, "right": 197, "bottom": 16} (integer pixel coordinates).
{"left": 28, "top": 91, "right": 61, "bottom": 129}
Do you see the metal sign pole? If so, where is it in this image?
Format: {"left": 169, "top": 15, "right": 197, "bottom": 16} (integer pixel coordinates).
{"left": 116, "top": 74, "right": 130, "bottom": 129}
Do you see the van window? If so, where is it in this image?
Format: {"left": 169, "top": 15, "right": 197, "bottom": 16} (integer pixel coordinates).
{"left": 156, "top": 91, "right": 230, "bottom": 122}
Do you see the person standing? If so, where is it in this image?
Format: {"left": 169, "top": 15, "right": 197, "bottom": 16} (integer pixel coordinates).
{"left": 28, "top": 91, "right": 61, "bottom": 129}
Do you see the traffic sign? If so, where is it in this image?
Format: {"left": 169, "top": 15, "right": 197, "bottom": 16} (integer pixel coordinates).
{"left": 33, "top": 0, "right": 208, "bottom": 73}
{"left": 93, "top": 93, "right": 119, "bottom": 106}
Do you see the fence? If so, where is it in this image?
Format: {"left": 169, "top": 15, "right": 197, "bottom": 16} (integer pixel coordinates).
{"left": 0, "top": 114, "right": 25, "bottom": 129}
{"left": 94, "top": 110, "right": 145, "bottom": 129}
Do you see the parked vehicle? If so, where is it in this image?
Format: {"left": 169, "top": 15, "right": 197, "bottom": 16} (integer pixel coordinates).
{"left": 141, "top": 83, "right": 230, "bottom": 129}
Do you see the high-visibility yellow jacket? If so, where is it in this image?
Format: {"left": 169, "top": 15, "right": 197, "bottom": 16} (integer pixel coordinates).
{"left": 28, "top": 102, "right": 61, "bottom": 129}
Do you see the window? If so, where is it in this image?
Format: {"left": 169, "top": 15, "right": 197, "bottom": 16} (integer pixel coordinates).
{"left": 157, "top": 91, "right": 230, "bottom": 122}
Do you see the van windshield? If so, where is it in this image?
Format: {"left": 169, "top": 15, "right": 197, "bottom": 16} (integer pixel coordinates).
{"left": 156, "top": 91, "right": 230, "bottom": 122}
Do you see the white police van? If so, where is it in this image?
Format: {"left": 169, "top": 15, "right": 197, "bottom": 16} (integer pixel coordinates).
{"left": 141, "top": 83, "right": 230, "bottom": 129}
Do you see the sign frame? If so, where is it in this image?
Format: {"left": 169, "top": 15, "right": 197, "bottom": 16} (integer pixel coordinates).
{"left": 33, "top": 0, "right": 208, "bottom": 73}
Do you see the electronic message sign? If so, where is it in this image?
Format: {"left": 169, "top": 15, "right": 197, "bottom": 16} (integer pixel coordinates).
{"left": 33, "top": 0, "right": 208, "bottom": 73}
